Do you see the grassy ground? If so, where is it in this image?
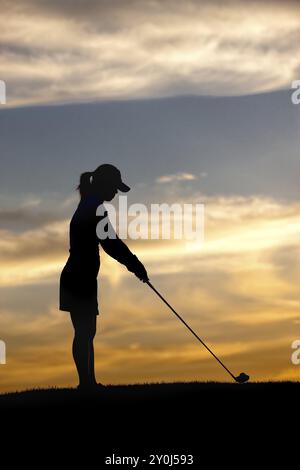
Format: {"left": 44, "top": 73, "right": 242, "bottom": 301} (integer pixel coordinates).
{"left": 1, "top": 381, "right": 298, "bottom": 465}
{"left": 0, "top": 380, "right": 299, "bottom": 408}
{"left": 0, "top": 382, "right": 300, "bottom": 408}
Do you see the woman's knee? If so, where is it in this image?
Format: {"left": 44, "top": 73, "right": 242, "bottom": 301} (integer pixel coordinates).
{"left": 72, "top": 317, "right": 96, "bottom": 341}
{"left": 90, "top": 317, "right": 97, "bottom": 339}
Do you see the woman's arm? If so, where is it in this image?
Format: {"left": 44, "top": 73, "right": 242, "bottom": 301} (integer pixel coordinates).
{"left": 97, "top": 214, "right": 149, "bottom": 281}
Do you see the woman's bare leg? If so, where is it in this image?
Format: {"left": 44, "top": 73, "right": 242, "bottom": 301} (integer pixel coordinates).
{"left": 88, "top": 315, "right": 97, "bottom": 385}
{"left": 70, "top": 311, "right": 97, "bottom": 388}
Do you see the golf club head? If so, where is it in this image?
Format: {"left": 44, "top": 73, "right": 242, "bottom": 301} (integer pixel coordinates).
{"left": 235, "top": 372, "right": 249, "bottom": 384}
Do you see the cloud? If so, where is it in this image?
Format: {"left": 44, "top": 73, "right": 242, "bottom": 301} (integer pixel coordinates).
{"left": 156, "top": 172, "right": 201, "bottom": 183}
{"left": 156, "top": 173, "right": 193, "bottom": 184}
{"left": 0, "top": 191, "right": 299, "bottom": 390}
{"left": 0, "top": 192, "right": 299, "bottom": 290}
{"left": 0, "top": 207, "right": 60, "bottom": 231}
{"left": 1, "top": 0, "right": 299, "bottom": 107}
{"left": 1, "top": 268, "right": 299, "bottom": 391}
{"left": 0, "top": 193, "right": 78, "bottom": 231}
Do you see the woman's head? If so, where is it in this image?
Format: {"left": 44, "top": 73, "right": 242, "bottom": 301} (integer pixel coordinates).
{"left": 76, "top": 164, "right": 130, "bottom": 201}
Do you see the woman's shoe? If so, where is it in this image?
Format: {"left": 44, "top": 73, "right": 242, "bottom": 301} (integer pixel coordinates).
{"left": 77, "top": 382, "right": 105, "bottom": 392}
{"left": 93, "top": 382, "right": 105, "bottom": 389}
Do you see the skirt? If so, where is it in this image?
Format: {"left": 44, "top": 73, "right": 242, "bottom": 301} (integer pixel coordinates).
{"left": 59, "top": 255, "right": 100, "bottom": 316}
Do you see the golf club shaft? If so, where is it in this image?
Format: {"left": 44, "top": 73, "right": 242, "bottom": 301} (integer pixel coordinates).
{"left": 146, "top": 280, "right": 236, "bottom": 381}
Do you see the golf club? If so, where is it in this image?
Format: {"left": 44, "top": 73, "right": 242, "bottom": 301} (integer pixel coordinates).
{"left": 146, "top": 280, "right": 249, "bottom": 384}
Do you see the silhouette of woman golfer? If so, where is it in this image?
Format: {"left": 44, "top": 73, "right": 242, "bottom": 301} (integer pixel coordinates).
{"left": 59, "top": 164, "right": 149, "bottom": 391}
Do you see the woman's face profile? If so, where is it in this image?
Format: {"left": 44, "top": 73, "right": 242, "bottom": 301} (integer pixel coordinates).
{"left": 99, "top": 183, "right": 118, "bottom": 201}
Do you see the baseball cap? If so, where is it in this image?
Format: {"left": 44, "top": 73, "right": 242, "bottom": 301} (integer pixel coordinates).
{"left": 93, "top": 164, "right": 130, "bottom": 192}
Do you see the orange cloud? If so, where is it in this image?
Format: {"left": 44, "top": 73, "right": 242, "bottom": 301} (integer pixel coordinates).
{"left": 1, "top": 194, "right": 299, "bottom": 391}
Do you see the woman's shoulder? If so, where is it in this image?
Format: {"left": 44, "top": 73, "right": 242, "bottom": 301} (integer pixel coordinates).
{"left": 82, "top": 194, "right": 103, "bottom": 205}
{"left": 73, "top": 195, "right": 104, "bottom": 219}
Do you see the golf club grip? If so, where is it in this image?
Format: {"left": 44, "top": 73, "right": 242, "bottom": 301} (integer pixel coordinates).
{"left": 146, "top": 281, "right": 236, "bottom": 380}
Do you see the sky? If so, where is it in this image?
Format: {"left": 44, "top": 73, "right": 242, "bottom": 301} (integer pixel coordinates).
{"left": 0, "top": 0, "right": 300, "bottom": 391}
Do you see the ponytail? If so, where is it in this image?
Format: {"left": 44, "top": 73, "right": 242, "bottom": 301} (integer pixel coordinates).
{"left": 76, "top": 171, "right": 94, "bottom": 198}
